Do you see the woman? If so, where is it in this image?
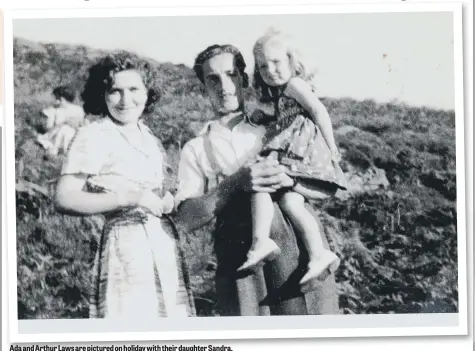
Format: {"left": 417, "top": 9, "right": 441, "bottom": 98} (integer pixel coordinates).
{"left": 55, "top": 52, "right": 195, "bottom": 319}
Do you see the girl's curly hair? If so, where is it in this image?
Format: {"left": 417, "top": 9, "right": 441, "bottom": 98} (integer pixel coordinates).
{"left": 81, "top": 51, "right": 161, "bottom": 116}
{"left": 253, "top": 28, "right": 314, "bottom": 102}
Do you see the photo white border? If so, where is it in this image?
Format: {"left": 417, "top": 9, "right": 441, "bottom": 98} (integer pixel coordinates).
{"left": 2, "top": 2, "right": 468, "bottom": 344}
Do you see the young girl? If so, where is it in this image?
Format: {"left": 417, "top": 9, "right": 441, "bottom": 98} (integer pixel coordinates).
{"left": 237, "top": 29, "right": 347, "bottom": 287}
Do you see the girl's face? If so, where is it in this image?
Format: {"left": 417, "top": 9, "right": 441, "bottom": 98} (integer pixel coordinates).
{"left": 105, "top": 69, "right": 148, "bottom": 125}
{"left": 256, "top": 41, "right": 293, "bottom": 87}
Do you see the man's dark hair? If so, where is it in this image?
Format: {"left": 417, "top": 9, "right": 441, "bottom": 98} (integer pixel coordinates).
{"left": 193, "top": 44, "right": 249, "bottom": 87}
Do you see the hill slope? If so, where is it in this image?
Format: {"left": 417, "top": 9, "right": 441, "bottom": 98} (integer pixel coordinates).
{"left": 13, "top": 37, "right": 458, "bottom": 318}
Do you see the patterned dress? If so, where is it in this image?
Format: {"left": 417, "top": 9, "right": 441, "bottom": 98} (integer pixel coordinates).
{"left": 61, "top": 117, "right": 195, "bottom": 319}
{"left": 250, "top": 88, "right": 347, "bottom": 191}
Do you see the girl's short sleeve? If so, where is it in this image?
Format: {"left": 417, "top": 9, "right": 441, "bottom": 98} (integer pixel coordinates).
{"left": 61, "top": 123, "right": 108, "bottom": 176}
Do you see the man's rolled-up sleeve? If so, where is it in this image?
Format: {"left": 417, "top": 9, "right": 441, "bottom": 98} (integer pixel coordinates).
{"left": 174, "top": 142, "right": 206, "bottom": 207}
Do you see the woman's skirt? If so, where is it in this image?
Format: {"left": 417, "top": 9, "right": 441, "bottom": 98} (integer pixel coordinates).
{"left": 89, "top": 210, "right": 195, "bottom": 319}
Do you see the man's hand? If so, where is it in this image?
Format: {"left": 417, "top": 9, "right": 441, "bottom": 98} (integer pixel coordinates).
{"left": 238, "top": 155, "right": 293, "bottom": 193}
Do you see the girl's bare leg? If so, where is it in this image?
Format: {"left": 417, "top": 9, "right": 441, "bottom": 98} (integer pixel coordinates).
{"left": 238, "top": 192, "right": 281, "bottom": 272}
{"left": 279, "top": 191, "right": 340, "bottom": 286}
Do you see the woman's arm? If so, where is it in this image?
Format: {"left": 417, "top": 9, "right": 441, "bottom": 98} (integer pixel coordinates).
{"left": 55, "top": 174, "right": 144, "bottom": 216}
{"left": 286, "top": 77, "right": 340, "bottom": 158}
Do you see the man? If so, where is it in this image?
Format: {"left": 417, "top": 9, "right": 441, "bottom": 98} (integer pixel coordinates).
{"left": 174, "top": 44, "right": 339, "bottom": 316}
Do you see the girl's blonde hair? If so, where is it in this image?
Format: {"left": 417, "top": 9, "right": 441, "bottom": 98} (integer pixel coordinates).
{"left": 253, "top": 28, "right": 314, "bottom": 102}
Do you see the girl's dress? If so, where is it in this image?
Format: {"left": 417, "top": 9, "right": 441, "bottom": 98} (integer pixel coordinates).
{"left": 61, "top": 117, "right": 195, "bottom": 319}
{"left": 249, "top": 85, "right": 347, "bottom": 191}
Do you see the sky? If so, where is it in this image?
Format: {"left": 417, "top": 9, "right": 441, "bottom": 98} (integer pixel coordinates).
{"left": 13, "top": 11, "right": 455, "bottom": 110}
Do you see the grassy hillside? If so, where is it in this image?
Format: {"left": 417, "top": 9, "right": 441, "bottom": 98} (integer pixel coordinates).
{"left": 13, "top": 37, "right": 458, "bottom": 318}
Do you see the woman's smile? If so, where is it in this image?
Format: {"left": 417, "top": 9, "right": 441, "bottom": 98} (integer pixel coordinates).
{"left": 105, "top": 69, "right": 148, "bottom": 125}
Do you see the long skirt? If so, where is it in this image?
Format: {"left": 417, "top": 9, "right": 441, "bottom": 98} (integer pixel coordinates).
{"left": 213, "top": 192, "right": 340, "bottom": 316}
{"left": 89, "top": 210, "right": 196, "bottom": 319}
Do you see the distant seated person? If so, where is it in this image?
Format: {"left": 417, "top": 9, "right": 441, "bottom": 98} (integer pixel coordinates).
{"left": 36, "top": 85, "right": 86, "bottom": 157}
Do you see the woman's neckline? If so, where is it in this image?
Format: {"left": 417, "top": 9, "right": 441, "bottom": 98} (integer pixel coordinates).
{"left": 107, "top": 115, "right": 142, "bottom": 130}
{"left": 106, "top": 117, "right": 154, "bottom": 156}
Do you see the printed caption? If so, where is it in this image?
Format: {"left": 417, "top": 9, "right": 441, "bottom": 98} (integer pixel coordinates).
{"left": 10, "top": 345, "right": 233, "bottom": 351}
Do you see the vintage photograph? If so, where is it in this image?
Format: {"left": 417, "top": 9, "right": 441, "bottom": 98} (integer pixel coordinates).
{"left": 8, "top": 7, "right": 461, "bottom": 326}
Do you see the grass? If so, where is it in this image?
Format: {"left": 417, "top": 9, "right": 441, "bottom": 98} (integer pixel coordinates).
{"left": 13, "top": 37, "right": 458, "bottom": 318}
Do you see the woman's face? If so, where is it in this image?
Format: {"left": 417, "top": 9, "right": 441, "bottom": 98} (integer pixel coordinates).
{"left": 105, "top": 69, "right": 148, "bottom": 125}
{"left": 255, "top": 41, "right": 293, "bottom": 87}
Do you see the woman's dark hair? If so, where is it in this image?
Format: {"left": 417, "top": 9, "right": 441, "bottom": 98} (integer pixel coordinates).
{"left": 193, "top": 44, "right": 249, "bottom": 88}
{"left": 81, "top": 51, "right": 161, "bottom": 116}
{"left": 53, "top": 85, "right": 76, "bottom": 103}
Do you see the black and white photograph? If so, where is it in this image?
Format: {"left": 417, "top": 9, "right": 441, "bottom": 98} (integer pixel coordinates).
{"left": 3, "top": 3, "right": 467, "bottom": 342}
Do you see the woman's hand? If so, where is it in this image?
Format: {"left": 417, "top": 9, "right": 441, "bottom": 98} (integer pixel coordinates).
{"left": 139, "top": 191, "right": 165, "bottom": 217}
{"left": 330, "top": 149, "right": 342, "bottom": 163}
{"left": 119, "top": 189, "right": 164, "bottom": 217}
{"left": 237, "top": 155, "right": 294, "bottom": 193}
{"left": 161, "top": 191, "right": 175, "bottom": 214}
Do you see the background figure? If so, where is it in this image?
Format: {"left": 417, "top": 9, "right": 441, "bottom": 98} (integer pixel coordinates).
{"left": 36, "top": 85, "right": 86, "bottom": 156}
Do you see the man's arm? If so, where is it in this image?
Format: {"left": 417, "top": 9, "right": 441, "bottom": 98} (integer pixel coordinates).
{"left": 172, "top": 142, "right": 236, "bottom": 232}
{"left": 173, "top": 144, "right": 289, "bottom": 233}
{"left": 174, "top": 172, "right": 240, "bottom": 232}
{"left": 293, "top": 179, "right": 337, "bottom": 200}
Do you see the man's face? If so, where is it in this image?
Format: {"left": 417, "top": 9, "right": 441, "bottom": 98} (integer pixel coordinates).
{"left": 202, "top": 52, "right": 244, "bottom": 115}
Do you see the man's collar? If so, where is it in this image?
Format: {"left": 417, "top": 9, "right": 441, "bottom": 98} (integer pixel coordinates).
{"left": 198, "top": 111, "right": 249, "bottom": 136}
{"left": 197, "top": 120, "right": 217, "bottom": 136}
